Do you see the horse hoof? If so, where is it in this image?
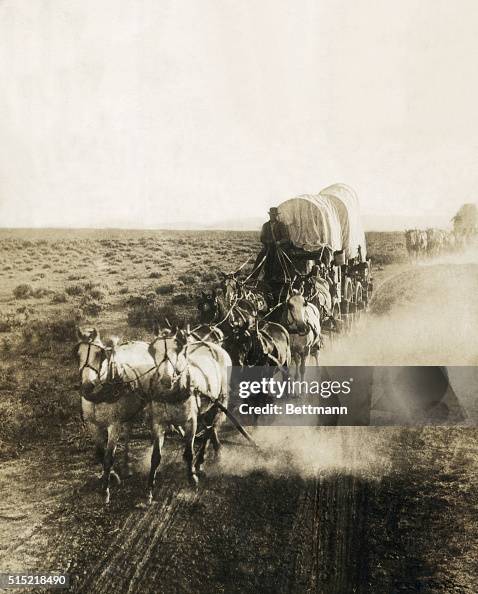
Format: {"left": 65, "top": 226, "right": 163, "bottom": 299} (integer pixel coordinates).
{"left": 111, "top": 471, "right": 121, "bottom": 485}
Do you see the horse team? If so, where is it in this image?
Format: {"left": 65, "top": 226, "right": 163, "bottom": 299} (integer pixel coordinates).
{"left": 77, "top": 222, "right": 459, "bottom": 505}
{"left": 405, "top": 228, "right": 456, "bottom": 259}
{"left": 75, "top": 274, "right": 322, "bottom": 504}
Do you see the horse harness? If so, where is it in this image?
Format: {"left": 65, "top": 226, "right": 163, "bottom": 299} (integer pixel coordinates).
{"left": 77, "top": 341, "right": 109, "bottom": 377}
{"left": 77, "top": 340, "right": 155, "bottom": 404}
{"left": 149, "top": 336, "right": 219, "bottom": 407}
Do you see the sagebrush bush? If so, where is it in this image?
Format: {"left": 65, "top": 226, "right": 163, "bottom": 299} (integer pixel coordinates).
{"left": 0, "top": 375, "right": 79, "bottom": 447}
{"left": 178, "top": 274, "right": 196, "bottom": 284}
{"left": 50, "top": 318, "right": 79, "bottom": 342}
{"left": 155, "top": 283, "right": 175, "bottom": 295}
{"left": 31, "top": 287, "right": 51, "bottom": 298}
{"left": 1, "top": 338, "right": 12, "bottom": 354}
{"left": 51, "top": 292, "right": 68, "bottom": 304}
{"left": 0, "top": 317, "right": 14, "bottom": 332}
{"left": 200, "top": 271, "right": 217, "bottom": 282}
{"left": 127, "top": 296, "right": 186, "bottom": 329}
{"left": 21, "top": 316, "right": 78, "bottom": 352}
{"left": 81, "top": 299, "right": 103, "bottom": 317}
{"left": 13, "top": 284, "right": 32, "bottom": 299}
{"left": 126, "top": 294, "right": 146, "bottom": 307}
{"left": 171, "top": 293, "right": 189, "bottom": 305}
{"left": 88, "top": 288, "right": 106, "bottom": 301}
{"left": 82, "top": 281, "right": 99, "bottom": 291}
{"left": 65, "top": 284, "right": 84, "bottom": 296}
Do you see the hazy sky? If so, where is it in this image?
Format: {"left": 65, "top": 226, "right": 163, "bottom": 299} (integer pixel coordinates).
{"left": 1, "top": 0, "right": 477, "bottom": 229}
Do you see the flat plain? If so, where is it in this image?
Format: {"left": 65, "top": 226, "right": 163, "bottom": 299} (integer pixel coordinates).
{"left": 0, "top": 228, "right": 476, "bottom": 593}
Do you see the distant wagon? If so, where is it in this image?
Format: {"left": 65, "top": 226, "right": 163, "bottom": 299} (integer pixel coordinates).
{"left": 452, "top": 203, "right": 478, "bottom": 246}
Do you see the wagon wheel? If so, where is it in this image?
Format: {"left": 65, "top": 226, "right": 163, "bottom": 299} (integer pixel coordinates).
{"left": 341, "top": 279, "right": 354, "bottom": 332}
{"left": 332, "top": 301, "right": 342, "bottom": 321}
{"left": 324, "top": 301, "right": 341, "bottom": 339}
{"left": 340, "top": 299, "right": 352, "bottom": 333}
{"left": 326, "top": 301, "right": 342, "bottom": 344}
{"left": 354, "top": 283, "right": 364, "bottom": 323}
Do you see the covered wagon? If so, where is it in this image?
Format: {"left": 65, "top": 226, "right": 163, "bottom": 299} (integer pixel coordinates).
{"left": 277, "top": 183, "right": 366, "bottom": 261}
{"left": 452, "top": 203, "right": 478, "bottom": 246}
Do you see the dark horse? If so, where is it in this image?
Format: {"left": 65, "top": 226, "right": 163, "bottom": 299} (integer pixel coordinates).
{"left": 197, "top": 289, "right": 257, "bottom": 332}
{"left": 197, "top": 289, "right": 291, "bottom": 417}
{"left": 224, "top": 322, "right": 291, "bottom": 370}
{"left": 198, "top": 288, "right": 290, "bottom": 369}
{"left": 221, "top": 272, "right": 269, "bottom": 314}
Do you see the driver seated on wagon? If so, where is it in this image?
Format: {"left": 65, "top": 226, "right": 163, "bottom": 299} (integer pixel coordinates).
{"left": 251, "top": 207, "right": 293, "bottom": 290}
{"left": 259, "top": 206, "right": 290, "bottom": 247}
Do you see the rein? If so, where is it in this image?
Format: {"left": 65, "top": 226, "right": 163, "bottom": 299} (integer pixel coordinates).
{"left": 223, "top": 252, "right": 263, "bottom": 283}
{"left": 189, "top": 325, "right": 223, "bottom": 343}
{"left": 263, "top": 298, "right": 287, "bottom": 319}
{"left": 242, "top": 253, "right": 267, "bottom": 282}
{"left": 230, "top": 253, "right": 254, "bottom": 275}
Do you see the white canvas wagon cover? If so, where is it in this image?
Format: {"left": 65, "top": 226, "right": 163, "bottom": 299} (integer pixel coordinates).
{"left": 452, "top": 203, "right": 478, "bottom": 232}
{"left": 277, "top": 183, "right": 366, "bottom": 259}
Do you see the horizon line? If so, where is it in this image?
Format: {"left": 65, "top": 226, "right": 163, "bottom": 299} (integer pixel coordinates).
{"left": 0, "top": 225, "right": 408, "bottom": 233}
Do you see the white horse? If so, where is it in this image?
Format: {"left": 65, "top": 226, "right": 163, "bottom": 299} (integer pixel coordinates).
{"left": 147, "top": 328, "right": 231, "bottom": 504}
{"left": 75, "top": 327, "right": 156, "bottom": 504}
{"left": 284, "top": 292, "right": 322, "bottom": 381}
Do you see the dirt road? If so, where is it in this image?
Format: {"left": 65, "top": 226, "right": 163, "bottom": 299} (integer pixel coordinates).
{"left": 1, "top": 426, "right": 476, "bottom": 593}
{"left": 1, "top": 259, "right": 477, "bottom": 593}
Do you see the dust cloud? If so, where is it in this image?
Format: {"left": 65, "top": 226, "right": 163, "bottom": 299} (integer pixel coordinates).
{"left": 216, "top": 255, "right": 477, "bottom": 479}
{"left": 213, "top": 426, "right": 392, "bottom": 481}
{"left": 322, "top": 252, "right": 478, "bottom": 366}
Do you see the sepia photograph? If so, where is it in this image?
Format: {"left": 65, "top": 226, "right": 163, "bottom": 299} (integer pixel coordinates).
{"left": 0, "top": 1, "right": 477, "bottom": 592}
